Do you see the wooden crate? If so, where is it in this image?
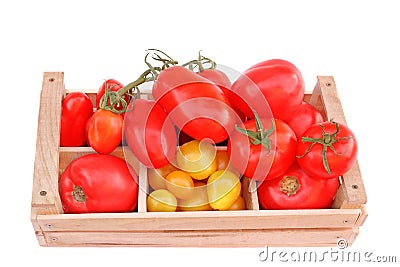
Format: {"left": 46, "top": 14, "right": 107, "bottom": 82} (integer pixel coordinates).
{"left": 31, "top": 72, "right": 367, "bottom": 247}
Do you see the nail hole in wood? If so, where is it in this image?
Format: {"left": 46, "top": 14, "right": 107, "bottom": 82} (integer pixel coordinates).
{"left": 352, "top": 184, "right": 359, "bottom": 189}
{"left": 49, "top": 78, "right": 55, "bottom": 82}
{"left": 39, "top": 190, "right": 47, "bottom": 196}
{"left": 326, "top": 83, "right": 331, "bottom": 87}
{"left": 51, "top": 237, "right": 58, "bottom": 241}
{"left": 343, "top": 220, "right": 349, "bottom": 224}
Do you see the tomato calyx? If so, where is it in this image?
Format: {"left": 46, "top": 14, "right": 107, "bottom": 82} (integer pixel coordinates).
{"left": 234, "top": 109, "right": 275, "bottom": 152}
{"left": 279, "top": 176, "right": 300, "bottom": 196}
{"left": 72, "top": 186, "right": 86, "bottom": 202}
{"left": 297, "top": 121, "right": 353, "bottom": 175}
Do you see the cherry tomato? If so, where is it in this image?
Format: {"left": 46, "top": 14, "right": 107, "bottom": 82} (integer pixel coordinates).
{"left": 147, "top": 189, "right": 177, "bottom": 212}
{"left": 165, "top": 170, "right": 195, "bottom": 200}
{"left": 152, "top": 66, "right": 236, "bottom": 143}
{"left": 59, "top": 154, "right": 138, "bottom": 213}
{"left": 296, "top": 121, "right": 358, "bottom": 179}
{"left": 87, "top": 109, "right": 123, "bottom": 154}
{"left": 207, "top": 170, "right": 241, "bottom": 210}
{"left": 96, "top": 79, "right": 129, "bottom": 113}
{"left": 228, "top": 196, "right": 246, "bottom": 210}
{"left": 175, "top": 140, "right": 217, "bottom": 180}
{"left": 258, "top": 163, "right": 339, "bottom": 209}
{"left": 285, "top": 101, "right": 324, "bottom": 140}
{"left": 179, "top": 182, "right": 212, "bottom": 211}
{"left": 60, "top": 92, "right": 93, "bottom": 146}
{"left": 124, "top": 99, "right": 177, "bottom": 169}
{"left": 231, "top": 64, "right": 304, "bottom": 121}
{"left": 228, "top": 116, "right": 297, "bottom": 181}
{"left": 148, "top": 163, "right": 178, "bottom": 190}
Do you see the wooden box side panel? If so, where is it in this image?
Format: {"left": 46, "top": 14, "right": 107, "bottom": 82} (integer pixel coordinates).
{"left": 309, "top": 76, "right": 367, "bottom": 208}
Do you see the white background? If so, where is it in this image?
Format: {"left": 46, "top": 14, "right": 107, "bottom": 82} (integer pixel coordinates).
{"left": 1, "top": 0, "right": 399, "bottom": 266}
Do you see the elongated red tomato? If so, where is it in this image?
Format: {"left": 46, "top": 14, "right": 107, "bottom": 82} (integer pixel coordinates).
{"left": 230, "top": 64, "right": 304, "bottom": 121}
{"left": 87, "top": 109, "right": 123, "bottom": 154}
{"left": 296, "top": 121, "right": 358, "bottom": 179}
{"left": 198, "top": 68, "right": 246, "bottom": 122}
{"left": 228, "top": 117, "right": 297, "bottom": 181}
{"left": 258, "top": 163, "right": 339, "bottom": 210}
{"left": 152, "top": 66, "right": 237, "bottom": 143}
{"left": 245, "top": 58, "right": 302, "bottom": 76}
{"left": 285, "top": 101, "right": 324, "bottom": 140}
{"left": 124, "top": 99, "right": 177, "bottom": 169}
{"left": 59, "top": 154, "right": 138, "bottom": 213}
{"left": 60, "top": 92, "right": 93, "bottom": 146}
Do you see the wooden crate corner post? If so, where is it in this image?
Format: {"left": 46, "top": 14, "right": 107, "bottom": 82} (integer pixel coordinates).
{"left": 31, "top": 72, "right": 65, "bottom": 246}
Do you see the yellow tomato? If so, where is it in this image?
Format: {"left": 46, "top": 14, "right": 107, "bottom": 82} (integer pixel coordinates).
{"left": 165, "top": 170, "right": 194, "bottom": 199}
{"left": 207, "top": 170, "right": 241, "bottom": 210}
{"left": 179, "top": 182, "right": 212, "bottom": 211}
{"left": 147, "top": 189, "right": 177, "bottom": 212}
{"left": 228, "top": 196, "right": 246, "bottom": 210}
{"left": 148, "top": 163, "right": 177, "bottom": 190}
{"left": 176, "top": 140, "right": 217, "bottom": 180}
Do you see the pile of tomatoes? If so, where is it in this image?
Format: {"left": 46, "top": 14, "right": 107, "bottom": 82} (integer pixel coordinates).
{"left": 58, "top": 50, "right": 358, "bottom": 213}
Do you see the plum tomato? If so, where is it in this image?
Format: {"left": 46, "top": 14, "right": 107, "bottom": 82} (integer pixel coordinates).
{"left": 147, "top": 189, "right": 177, "bottom": 212}
{"left": 207, "top": 170, "right": 241, "bottom": 210}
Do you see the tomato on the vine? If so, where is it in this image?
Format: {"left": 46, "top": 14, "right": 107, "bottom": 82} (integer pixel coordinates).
{"left": 87, "top": 109, "right": 123, "bottom": 154}
{"left": 258, "top": 163, "right": 339, "bottom": 209}
{"left": 96, "top": 79, "right": 129, "bottom": 113}
{"left": 124, "top": 99, "right": 177, "bottom": 169}
{"left": 296, "top": 121, "right": 358, "bottom": 179}
{"left": 60, "top": 92, "right": 93, "bottom": 147}
{"left": 228, "top": 112, "right": 297, "bottom": 181}
{"left": 59, "top": 154, "right": 138, "bottom": 213}
{"left": 152, "top": 66, "right": 237, "bottom": 143}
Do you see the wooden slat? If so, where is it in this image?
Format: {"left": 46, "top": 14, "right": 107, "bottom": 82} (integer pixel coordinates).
{"left": 312, "top": 76, "right": 367, "bottom": 209}
{"left": 36, "top": 208, "right": 364, "bottom": 232}
{"left": 42, "top": 227, "right": 358, "bottom": 247}
{"left": 31, "top": 72, "right": 64, "bottom": 215}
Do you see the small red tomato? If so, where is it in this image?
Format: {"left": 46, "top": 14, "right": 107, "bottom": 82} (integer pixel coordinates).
{"left": 258, "top": 163, "right": 339, "bottom": 209}
{"left": 285, "top": 101, "right": 324, "bottom": 140}
{"left": 59, "top": 154, "right": 138, "bottom": 213}
{"left": 87, "top": 109, "right": 123, "bottom": 154}
{"left": 60, "top": 92, "right": 93, "bottom": 146}
{"left": 96, "top": 79, "right": 129, "bottom": 113}
{"left": 296, "top": 121, "right": 358, "bottom": 179}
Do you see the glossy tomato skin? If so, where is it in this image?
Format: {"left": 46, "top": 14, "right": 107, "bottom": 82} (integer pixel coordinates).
{"left": 59, "top": 154, "right": 138, "bottom": 213}
{"left": 228, "top": 118, "right": 297, "bottom": 181}
{"left": 230, "top": 65, "right": 304, "bottom": 121}
{"left": 245, "top": 59, "right": 302, "bottom": 76}
{"left": 285, "top": 101, "right": 324, "bottom": 140}
{"left": 96, "top": 79, "right": 128, "bottom": 112}
{"left": 87, "top": 109, "right": 123, "bottom": 154}
{"left": 60, "top": 92, "right": 93, "bottom": 146}
{"left": 258, "top": 163, "right": 339, "bottom": 209}
{"left": 152, "top": 66, "right": 237, "bottom": 143}
{"left": 124, "top": 99, "right": 177, "bottom": 169}
{"left": 296, "top": 121, "right": 358, "bottom": 179}
{"left": 198, "top": 69, "right": 246, "bottom": 122}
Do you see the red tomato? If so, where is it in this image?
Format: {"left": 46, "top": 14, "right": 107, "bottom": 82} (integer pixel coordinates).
{"left": 230, "top": 64, "right": 304, "bottom": 121}
{"left": 198, "top": 68, "right": 246, "bottom": 122}
{"left": 59, "top": 154, "right": 138, "bottom": 213}
{"left": 60, "top": 92, "right": 93, "bottom": 146}
{"left": 96, "top": 79, "right": 129, "bottom": 112}
{"left": 285, "top": 101, "right": 324, "bottom": 140}
{"left": 258, "top": 163, "right": 339, "bottom": 209}
{"left": 87, "top": 109, "right": 123, "bottom": 154}
{"left": 296, "top": 121, "right": 358, "bottom": 179}
{"left": 245, "top": 59, "right": 302, "bottom": 76}
{"left": 152, "top": 66, "right": 237, "bottom": 143}
{"left": 124, "top": 99, "right": 177, "bottom": 169}
{"left": 228, "top": 116, "right": 297, "bottom": 181}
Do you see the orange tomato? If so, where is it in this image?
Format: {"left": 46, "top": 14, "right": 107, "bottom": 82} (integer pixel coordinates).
{"left": 148, "top": 163, "right": 178, "bottom": 190}
{"left": 165, "top": 170, "right": 194, "bottom": 199}
{"left": 228, "top": 196, "right": 246, "bottom": 210}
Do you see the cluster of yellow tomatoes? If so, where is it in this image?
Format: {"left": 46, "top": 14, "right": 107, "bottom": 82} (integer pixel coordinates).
{"left": 146, "top": 140, "right": 246, "bottom": 212}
